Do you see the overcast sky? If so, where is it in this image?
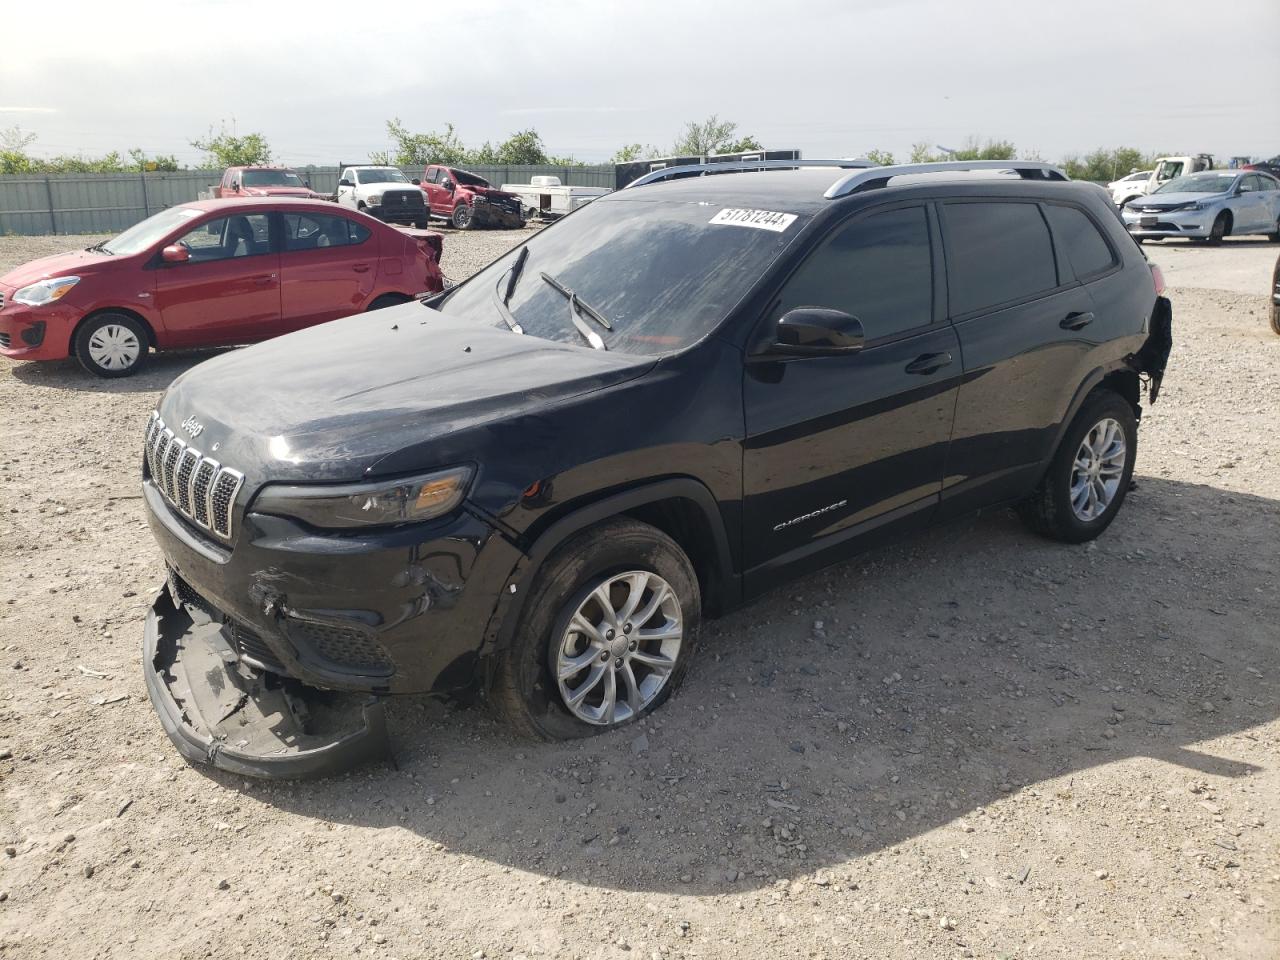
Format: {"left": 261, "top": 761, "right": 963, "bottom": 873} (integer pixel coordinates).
{"left": 3, "top": 0, "right": 1277, "bottom": 168}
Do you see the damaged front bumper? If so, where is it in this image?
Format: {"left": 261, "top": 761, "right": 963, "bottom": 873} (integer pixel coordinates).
{"left": 144, "top": 585, "right": 390, "bottom": 779}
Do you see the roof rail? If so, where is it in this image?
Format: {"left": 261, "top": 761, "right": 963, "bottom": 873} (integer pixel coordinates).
{"left": 824, "top": 161, "right": 1068, "bottom": 198}
{"left": 624, "top": 158, "right": 875, "bottom": 190}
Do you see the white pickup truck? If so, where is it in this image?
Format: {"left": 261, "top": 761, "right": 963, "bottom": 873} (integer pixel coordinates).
{"left": 1111, "top": 155, "right": 1215, "bottom": 207}
{"left": 500, "top": 176, "right": 610, "bottom": 221}
{"left": 335, "top": 165, "right": 430, "bottom": 228}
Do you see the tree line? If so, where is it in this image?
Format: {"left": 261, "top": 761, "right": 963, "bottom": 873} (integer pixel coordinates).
{"left": 2, "top": 119, "right": 1172, "bottom": 183}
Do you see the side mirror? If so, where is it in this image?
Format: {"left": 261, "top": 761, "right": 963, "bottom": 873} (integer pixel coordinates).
{"left": 411, "top": 178, "right": 421, "bottom": 185}
{"left": 231, "top": 182, "right": 240, "bottom": 192}
{"left": 443, "top": 181, "right": 455, "bottom": 192}
{"left": 161, "top": 244, "right": 190, "bottom": 264}
{"left": 303, "top": 178, "right": 312, "bottom": 188}
{"left": 338, "top": 178, "right": 353, "bottom": 187}
{"left": 769, "top": 308, "right": 865, "bottom": 356}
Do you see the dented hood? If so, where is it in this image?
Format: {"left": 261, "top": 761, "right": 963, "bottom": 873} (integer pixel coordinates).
{"left": 157, "top": 304, "right": 655, "bottom": 484}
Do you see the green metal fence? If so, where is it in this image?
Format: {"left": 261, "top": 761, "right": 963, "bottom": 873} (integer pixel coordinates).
{"left": 0, "top": 164, "right": 616, "bottom": 236}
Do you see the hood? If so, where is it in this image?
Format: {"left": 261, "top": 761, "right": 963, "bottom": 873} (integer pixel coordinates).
{"left": 474, "top": 186, "right": 519, "bottom": 202}
{"left": 157, "top": 305, "right": 656, "bottom": 484}
{"left": 1130, "top": 191, "right": 1226, "bottom": 209}
{"left": 0, "top": 247, "right": 118, "bottom": 288}
{"left": 242, "top": 186, "right": 319, "bottom": 198}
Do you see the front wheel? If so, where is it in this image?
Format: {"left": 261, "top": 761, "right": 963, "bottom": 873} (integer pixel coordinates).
{"left": 1267, "top": 217, "right": 1279, "bottom": 243}
{"left": 452, "top": 204, "right": 474, "bottom": 230}
{"left": 366, "top": 293, "right": 411, "bottom": 311}
{"left": 1206, "top": 213, "right": 1228, "bottom": 245}
{"left": 490, "top": 518, "right": 700, "bottom": 740}
{"left": 74, "top": 313, "right": 148, "bottom": 378}
{"left": 1017, "top": 391, "right": 1138, "bottom": 543}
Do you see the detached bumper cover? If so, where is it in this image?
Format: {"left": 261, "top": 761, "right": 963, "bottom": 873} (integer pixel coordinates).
{"left": 144, "top": 585, "right": 390, "bottom": 779}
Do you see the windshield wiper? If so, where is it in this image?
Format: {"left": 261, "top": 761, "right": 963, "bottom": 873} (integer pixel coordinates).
{"left": 538, "top": 272, "right": 611, "bottom": 351}
{"left": 491, "top": 247, "right": 528, "bottom": 334}
{"left": 86, "top": 240, "right": 113, "bottom": 255}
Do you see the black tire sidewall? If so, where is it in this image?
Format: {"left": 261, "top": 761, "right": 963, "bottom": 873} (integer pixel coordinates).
{"left": 499, "top": 521, "right": 700, "bottom": 740}
{"left": 1044, "top": 394, "right": 1138, "bottom": 542}
{"left": 453, "top": 204, "right": 472, "bottom": 229}
{"left": 74, "top": 313, "right": 148, "bottom": 378}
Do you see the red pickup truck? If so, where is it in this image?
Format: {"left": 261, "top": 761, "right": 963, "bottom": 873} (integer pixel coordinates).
{"left": 420, "top": 165, "right": 523, "bottom": 229}
{"left": 212, "top": 166, "right": 322, "bottom": 199}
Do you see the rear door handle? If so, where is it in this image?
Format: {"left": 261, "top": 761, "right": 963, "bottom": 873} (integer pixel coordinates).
{"left": 904, "top": 351, "right": 953, "bottom": 375}
{"left": 251, "top": 273, "right": 277, "bottom": 285}
{"left": 1060, "top": 311, "right": 1094, "bottom": 331}
{"left": 352, "top": 263, "right": 371, "bottom": 274}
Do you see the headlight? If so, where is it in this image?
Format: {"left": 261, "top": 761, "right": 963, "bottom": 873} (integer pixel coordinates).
{"left": 366, "top": 193, "right": 383, "bottom": 205}
{"left": 13, "top": 276, "right": 80, "bottom": 306}
{"left": 252, "top": 466, "right": 473, "bottom": 529}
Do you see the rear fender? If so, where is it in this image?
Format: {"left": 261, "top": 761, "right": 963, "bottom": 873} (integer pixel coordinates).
{"left": 1132, "top": 295, "right": 1173, "bottom": 403}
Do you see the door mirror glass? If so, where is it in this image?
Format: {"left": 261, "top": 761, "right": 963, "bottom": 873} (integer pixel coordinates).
{"left": 771, "top": 308, "right": 865, "bottom": 356}
{"left": 411, "top": 177, "right": 421, "bottom": 185}
{"left": 443, "top": 180, "right": 455, "bottom": 191}
{"left": 161, "top": 244, "right": 190, "bottom": 264}
{"left": 338, "top": 178, "right": 353, "bottom": 187}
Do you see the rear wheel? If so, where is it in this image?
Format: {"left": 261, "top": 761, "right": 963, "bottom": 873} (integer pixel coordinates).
{"left": 366, "top": 294, "right": 411, "bottom": 311}
{"left": 1017, "top": 391, "right": 1137, "bottom": 543}
{"left": 452, "top": 204, "right": 474, "bottom": 230}
{"left": 74, "top": 312, "right": 148, "bottom": 378}
{"left": 490, "top": 518, "right": 700, "bottom": 740}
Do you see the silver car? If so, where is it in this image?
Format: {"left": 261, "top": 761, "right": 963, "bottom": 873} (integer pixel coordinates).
{"left": 1122, "top": 170, "right": 1280, "bottom": 244}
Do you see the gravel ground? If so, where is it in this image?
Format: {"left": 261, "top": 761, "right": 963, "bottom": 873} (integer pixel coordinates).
{"left": 0, "top": 229, "right": 1277, "bottom": 960}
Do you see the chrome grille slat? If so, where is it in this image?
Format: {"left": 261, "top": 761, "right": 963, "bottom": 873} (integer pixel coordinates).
{"left": 143, "top": 412, "right": 244, "bottom": 542}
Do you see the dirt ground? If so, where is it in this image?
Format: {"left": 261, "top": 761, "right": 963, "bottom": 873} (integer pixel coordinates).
{"left": 1, "top": 229, "right": 1277, "bottom": 960}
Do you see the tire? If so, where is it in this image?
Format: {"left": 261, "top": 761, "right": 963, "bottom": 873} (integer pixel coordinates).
{"left": 452, "top": 204, "right": 474, "bottom": 230}
{"left": 1017, "top": 391, "right": 1138, "bottom": 544}
{"left": 490, "top": 518, "right": 701, "bottom": 740}
{"left": 1206, "top": 213, "right": 1229, "bottom": 245}
{"left": 74, "top": 312, "right": 148, "bottom": 378}
{"left": 414, "top": 219, "right": 430, "bottom": 230}
{"left": 1267, "top": 218, "right": 1279, "bottom": 243}
{"left": 366, "top": 294, "right": 412, "bottom": 311}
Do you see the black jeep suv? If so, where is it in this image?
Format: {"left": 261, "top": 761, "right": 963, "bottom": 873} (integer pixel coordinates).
{"left": 141, "top": 160, "right": 1172, "bottom": 777}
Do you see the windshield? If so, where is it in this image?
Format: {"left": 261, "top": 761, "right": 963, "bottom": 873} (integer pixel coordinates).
{"left": 437, "top": 196, "right": 810, "bottom": 355}
{"left": 100, "top": 206, "right": 205, "bottom": 256}
{"left": 357, "top": 168, "right": 410, "bottom": 185}
{"left": 1155, "top": 173, "right": 1237, "bottom": 195}
{"left": 242, "top": 169, "right": 304, "bottom": 187}
{"left": 454, "top": 170, "right": 492, "bottom": 188}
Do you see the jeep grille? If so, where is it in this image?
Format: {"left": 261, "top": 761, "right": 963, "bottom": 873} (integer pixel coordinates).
{"left": 144, "top": 412, "right": 244, "bottom": 541}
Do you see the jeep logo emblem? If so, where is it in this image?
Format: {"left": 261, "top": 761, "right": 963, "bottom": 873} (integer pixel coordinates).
{"left": 180, "top": 416, "right": 204, "bottom": 438}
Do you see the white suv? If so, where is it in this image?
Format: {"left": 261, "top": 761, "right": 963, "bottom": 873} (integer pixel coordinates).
{"left": 336, "top": 166, "right": 429, "bottom": 227}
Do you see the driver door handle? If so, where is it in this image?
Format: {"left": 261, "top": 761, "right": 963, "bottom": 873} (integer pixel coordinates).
{"left": 251, "top": 273, "right": 277, "bottom": 285}
{"left": 1060, "top": 311, "right": 1095, "bottom": 331}
{"left": 904, "top": 351, "right": 953, "bottom": 375}
{"left": 352, "top": 263, "right": 371, "bottom": 273}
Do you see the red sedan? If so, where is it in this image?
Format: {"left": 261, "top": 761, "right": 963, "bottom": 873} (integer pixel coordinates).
{"left": 0, "top": 198, "right": 445, "bottom": 377}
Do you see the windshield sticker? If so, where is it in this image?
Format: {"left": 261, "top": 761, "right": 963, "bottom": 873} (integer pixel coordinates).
{"left": 709, "top": 208, "right": 797, "bottom": 232}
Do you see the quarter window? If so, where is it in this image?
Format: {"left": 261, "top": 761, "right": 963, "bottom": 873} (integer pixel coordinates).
{"left": 772, "top": 205, "right": 933, "bottom": 341}
{"left": 175, "top": 214, "right": 271, "bottom": 262}
{"left": 1044, "top": 204, "right": 1116, "bottom": 281}
{"left": 944, "top": 202, "right": 1058, "bottom": 315}
{"left": 283, "top": 213, "right": 369, "bottom": 250}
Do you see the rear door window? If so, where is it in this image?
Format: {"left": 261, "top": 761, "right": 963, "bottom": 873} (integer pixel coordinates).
{"left": 943, "top": 202, "right": 1058, "bottom": 315}
{"left": 283, "top": 213, "right": 366, "bottom": 251}
{"left": 1044, "top": 204, "right": 1117, "bottom": 281}
{"left": 771, "top": 205, "right": 934, "bottom": 341}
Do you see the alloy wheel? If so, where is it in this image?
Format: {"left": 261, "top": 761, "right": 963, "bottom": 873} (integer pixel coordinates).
{"left": 1070, "top": 417, "right": 1127, "bottom": 521}
{"left": 551, "top": 571, "right": 682, "bottom": 726}
{"left": 87, "top": 323, "right": 141, "bottom": 371}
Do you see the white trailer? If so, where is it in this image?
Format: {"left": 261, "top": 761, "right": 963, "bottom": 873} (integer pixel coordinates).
{"left": 500, "top": 176, "right": 610, "bottom": 220}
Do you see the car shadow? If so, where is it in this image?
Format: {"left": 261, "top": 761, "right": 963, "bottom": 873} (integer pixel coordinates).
{"left": 216, "top": 475, "right": 1278, "bottom": 894}
{"left": 7, "top": 348, "right": 234, "bottom": 393}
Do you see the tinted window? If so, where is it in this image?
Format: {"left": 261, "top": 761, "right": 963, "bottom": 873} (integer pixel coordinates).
{"left": 772, "top": 205, "right": 933, "bottom": 340}
{"left": 283, "top": 213, "right": 368, "bottom": 251}
{"left": 945, "top": 202, "right": 1057, "bottom": 315}
{"left": 1044, "top": 205, "right": 1116, "bottom": 280}
{"left": 176, "top": 214, "right": 271, "bottom": 262}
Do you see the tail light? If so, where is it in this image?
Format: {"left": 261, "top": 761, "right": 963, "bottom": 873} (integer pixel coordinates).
{"left": 1150, "top": 263, "right": 1166, "bottom": 296}
{"left": 418, "top": 233, "right": 443, "bottom": 262}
